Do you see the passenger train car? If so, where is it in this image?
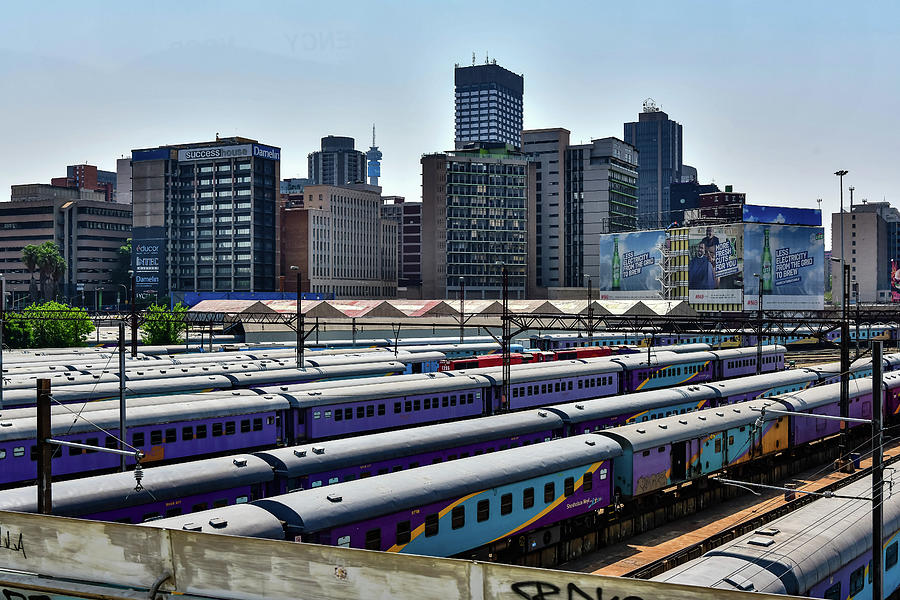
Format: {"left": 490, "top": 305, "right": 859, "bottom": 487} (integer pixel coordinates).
{"left": 652, "top": 471, "right": 900, "bottom": 600}
{"left": 0, "top": 347, "right": 787, "bottom": 487}
{"left": 136, "top": 373, "right": 900, "bottom": 562}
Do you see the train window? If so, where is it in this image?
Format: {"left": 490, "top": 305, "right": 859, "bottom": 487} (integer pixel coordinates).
{"left": 132, "top": 432, "right": 145, "bottom": 447}
{"left": 849, "top": 566, "right": 865, "bottom": 596}
{"left": 337, "top": 536, "right": 351, "bottom": 548}
{"left": 105, "top": 436, "right": 117, "bottom": 450}
{"left": 451, "top": 506, "right": 465, "bottom": 530}
{"left": 450, "top": 397, "right": 456, "bottom": 407}
{"left": 425, "top": 514, "right": 439, "bottom": 537}
{"left": 394, "top": 402, "right": 402, "bottom": 414}
{"left": 29, "top": 445, "right": 38, "bottom": 461}
{"left": 267, "top": 417, "right": 275, "bottom": 426}
{"left": 213, "top": 499, "right": 228, "bottom": 508}
{"left": 0, "top": 449, "right": 5, "bottom": 460}
{"left": 715, "top": 439, "right": 721, "bottom": 453}
{"left": 83, "top": 438, "right": 98, "bottom": 453}
{"left": 528, "top": 386, "right": 534, "bottom": 395}
{"left": 313, "top": 411, "right": 321, "bottom": 420}
{"left": 414, "top": 400, "right": 421, "bottom": 411}
{"left": 642, "top": 450, "right": 650, "bottom": 457}
{"left": 469, "top": 394, "right": 475, "bottom": 404}
{"left": 448, "top": 454, "right": 458, "bottom": 461}
{"left": 360, "top": 471, "right": 371, "bottom": 479}
{"left": 523, "top": 487, "right": 535, "bottom": 509}
{"left": 578, "top": 380, "right": 583, "bottom": 389}
{"left": 564, "top": 477, "right": 575, "bottom": 497}
{"left": 378, "top": 468, "right": 388, "bottom": 475}
{"left": 441, "top": 397, "right": 447, "bottom": 407}
{"left": 460, "top": 452, "right": 469, "bottom": 458}
{"left": 335, "top": 411, "right": 343, "bottom": 422}
{"left": 212, "top": 424, "right": 223, "bottom": 437}
{"left": 477, "top": 499, "right": 490, "bottom": 522}
{"left": 378, "top": 404, "right": 386, "bottom": 416}
{"left": 500, "top": 493, "right": 513, "bottom": 515}
{"left": 887, "top": 542, "right": 898, "bottom": 569}
{"left": 197, "top": 425, "right": 207, "bottom": 439}
{"left": 241, "top": 420, "right": 251, "bottom": 433}
{"left": 432, "top": 457, "right": 442, "bottom": 464}
{"left": 328, "top": 477, "right": 339, "bottom": 484}
{"left": 151, "top": 430, "right": 163, "bottom": 445}
{"left": 396, "top": 521, "right": 411, "bottom": 544}
{"left": 165, "top": 429, "right": 176, "bottom": 443}
{"left": 584, "top": 472, "right": 593, "bottom": 491}
{"left": 344, "top": 408, "right": 352, "bottom": 420}
{"left": 568, "top": 381, "right": 573, "bottom": 391}
{"left": 345, "top": 474, "right": 356, "bottom": 481}
{"left": 512, "top": 388, "right": 518, "bottom": 398}
{"left": 365, "top": 528, "right": 381, "bottom": 550}
{"left": 392, "top": 465, "right": 403, "bottom": 472}
{"left": 68, "top": 440, "right": 82, "bottom": 456}
{"left": 401, "top": 401, "right": 409, "bottom": 412}
{"left": 357, "top": 406, "right": 365, "bottom": 419}
{"left": 409, "top": 462, "right": 419, "bottom": 468}
{"left": 183, "top": 427, "right": 194, "bottom": 441}
{"left": 142, "top": 512, "right": 160, "bottom": 522}
{"left": 474, "top": 449, "right": 483, "bottom": 456}
{"left": 425, "top": 398, "right": 432, "bottom": 409}
{"left": 166, "top": 507, "right": 182, "bottom": 518}
{"left": 544, "top": 482, "right": 555, "bottom": 503}
{"left": 728, "top": 436, "right": 735, "bottom": 445}
{"left": 225, "top": 422, "right": 236, "bottom": 436}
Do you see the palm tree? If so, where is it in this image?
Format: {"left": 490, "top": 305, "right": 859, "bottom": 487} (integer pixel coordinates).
{"left": 21, "top": 244, "right": 39, "bottom": 302}
{"left": 35, "top": 242, "right": 66, "bottom": 302}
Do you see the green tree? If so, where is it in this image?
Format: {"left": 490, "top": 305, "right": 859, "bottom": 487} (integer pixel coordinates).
{"left": 3, "top": 302, "right": 94, "bottom": 349}
{"left": 21, "top": 244, "right": 40, "bottom": 302}
{"left": 112, "top": 239, "right": 132, "bottom": 288}
{"left": 36, "top": 241, "right": 66, "bottom": 301}
{"left": 140, "top": 303, "right": 188, "bottom": 345}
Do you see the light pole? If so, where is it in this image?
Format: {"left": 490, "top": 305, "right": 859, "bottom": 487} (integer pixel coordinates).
{"left": 853, "top": 282, "right": 860, "bottom": 358}
{"left": 754, "top": 273, "right": 762, "bottom": 375}
{"left": 495, "top": 261, "right": 510, "bottom": 412}
{"left": 291, "top": 266, "right": 303, "bottom": 368}
{"left": 458, "top": 276, "right": 465, "bottom": 344}
{"left": 835, "top": 170, "right": 848, "bottom": 307}
{"left": 584, "top": 274, "right": 593, "bottom": 339}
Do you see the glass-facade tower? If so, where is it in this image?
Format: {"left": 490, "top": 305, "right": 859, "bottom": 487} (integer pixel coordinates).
{"left": 454, "top": 63, "right": 524, "bottom": 150}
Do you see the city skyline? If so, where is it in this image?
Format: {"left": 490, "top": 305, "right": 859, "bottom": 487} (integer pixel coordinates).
{"left": 1, "top": 1, "right": 897, "bottom": 249}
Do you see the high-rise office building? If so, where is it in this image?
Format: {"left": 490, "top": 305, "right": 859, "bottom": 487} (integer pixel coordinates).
{"left": 624, "top": 99, "right": 683, "bottom": 228}
{"left": 130, "top": 136, "right": 281, "bottom": 297}
{"left": 308, "top": 136, "right": 366, "bottom": 186}
{"left": 50, "top": 164, "right": 117, "bottom": 202}
{"left": 563, "top": 138, "right": 639, "bottom": 285}
{"left": 522, "top": 130, "right": 639, "bottom": 295}
{"left": 454, "top": 61, "right": 524, "bottom": 150}
{"left": 381, "top": 196, "right": 422, "bottom": 290}
{"left": 281, "top": 184, "right": 397, "bottom": 298}
{"left": 0, "top": 184, "right": 131, "bottom": 306}
{"left": 421, "top": 143, "right": 534, "bottom": 299}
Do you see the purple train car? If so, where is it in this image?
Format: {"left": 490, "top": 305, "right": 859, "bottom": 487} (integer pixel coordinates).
{"left": 0, "top": 396, "right": 289, "bottom": 486}
{"left": 0, "top": 454, "right": 273, "bottom": 524}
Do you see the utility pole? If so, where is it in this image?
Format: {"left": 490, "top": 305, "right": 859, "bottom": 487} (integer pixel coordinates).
{"left": 119, "top": 322, "right": 127, "bottom": 472}
{"left": 873, "top": 340, "right": 884, "bottom": 600}
{"left": 839, "top": 263, "right": 851, "bottom": 471}
{"left": 290, "top": 266, "right": 303, "bottom": 368}
{"left": 496, "top": 262, "right": 510, "bottom": 413}
{"left": 37, "top": 379, "right": 52, "bottom": 514}
{"left": 835, "top": 169, "right": 848, "bottom": 307}
{"left": 585, "top": 275, "right": 593, "bottom": 339}
{"left": 854, "top": 282, "right": 860, "bottom": 359}
{"left": 755, "top": 272, "right": 763, "bottom": 375}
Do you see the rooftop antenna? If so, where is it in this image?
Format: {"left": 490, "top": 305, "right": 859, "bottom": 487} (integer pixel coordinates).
{"left": 215, "top": 132, "right": 220, "bottom": 141}
{"left": 372, "top": 123, "right": 376, "bottom": 148}
{"left": 642, "top": 98, "right": 660, "bottom": 113}
{"left": 472, "top": 52, "right": 476, "bottom": 66}
{"left": 485, "top": 51, "right": 489, "bottom": 64}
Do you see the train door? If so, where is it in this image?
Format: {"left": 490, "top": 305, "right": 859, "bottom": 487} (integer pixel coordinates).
{"left": 670, "top": 440, "right": 687, "bottom": 481}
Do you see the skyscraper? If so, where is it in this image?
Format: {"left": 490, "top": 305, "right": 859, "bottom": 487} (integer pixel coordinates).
{"left": 308, "top": 136, "right": 366, "bottom": 186}
{"left": 624, "top": 99, "right": 683, "bottom": 229}
{"left": 454, "top": 60, "right": 524, "bottom": 150}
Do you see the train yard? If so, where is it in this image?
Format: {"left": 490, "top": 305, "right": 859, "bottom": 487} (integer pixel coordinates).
{"left": 2, "top": 323, "right": 900, "bottom": 599}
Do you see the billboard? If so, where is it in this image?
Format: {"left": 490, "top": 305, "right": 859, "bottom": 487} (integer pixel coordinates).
{"left": 743, "top": 224, "right": 824, "bottom": 310}
{"left": 687, "top": 225, "right": 743, "bottom": 305}
{"left": 132, "top": 226, "right": 166, "bottom": 299}
{"left": 597, "top": 231, "right": 665, "bottom": 299}
{"left": 742, "top": 204, "right": 822, "bottom": 227}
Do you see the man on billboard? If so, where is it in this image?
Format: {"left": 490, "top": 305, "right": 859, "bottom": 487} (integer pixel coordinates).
{"left": 701, "top": 227, "right": 720, "bottom": 254}
{"left": 689, "top": 241, "right": 716, "bottom": 289}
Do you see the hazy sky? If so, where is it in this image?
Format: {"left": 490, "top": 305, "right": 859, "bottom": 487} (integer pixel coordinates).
{"left": 1, "top": 1, "right": 897, "bottom": 248}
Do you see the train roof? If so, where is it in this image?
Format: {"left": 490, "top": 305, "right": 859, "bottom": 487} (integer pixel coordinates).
{"left": 651, "top": 470, "right": 900, "bottom": 595}
{"left": 0, "top": 395, "right": 291, "bottom": 441}
{"left": 0, "top": 454, "right": 273, "bottom": 516}
{"left": 548, "top": 386, "right": 715, "bottom": 425}
{"left": 141, "top": 503, "right": 286, "bottom": 539}
{"left": 253, "top": 409, "right": 565, "bottom": 478}
{"left": 699, "top": 369, "right": 819, "bottom": 397}
{"left": 608, "top": 351, "right": 712, "bottom": 369}
{"left": 708, "top": 345, "right": 786, "bottom": 359}
{"left": 600, "top": 400, "right": 778, "bottom": 452}
{"left": 254, "top": 434, "right": 622, "bottom": 533}
{"left": 277, "top": 374, "right": 490, "bottom": 407}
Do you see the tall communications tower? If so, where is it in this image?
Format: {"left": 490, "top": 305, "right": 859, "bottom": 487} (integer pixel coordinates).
{"left": 366, "top": 124, "right": 382, "bottom": 186}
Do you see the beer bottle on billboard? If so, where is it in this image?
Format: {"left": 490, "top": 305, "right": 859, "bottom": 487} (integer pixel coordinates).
{"left": 761, "top": 228, "right": 773, "bottom": 293}
{"left": 612, "top": 236, "right": 621, "bottom": 291}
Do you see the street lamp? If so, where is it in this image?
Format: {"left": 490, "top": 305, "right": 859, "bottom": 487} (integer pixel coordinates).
{"left": 584, "top": 274, "right": 593, "bottom": 339}
{"left": 290, "top": 265, "right": 303, "bottom": 368}
{"left": 494, "top": 261, "right": 510, "bottom": 412}
{"left": 458, "top": 276, "right": 465, "bottom": 344}
{"left": 754, "top": 273, "right": 762, "bottom": 375}
{"left": 835, "top": 170, "right": 848, "bottom": 308}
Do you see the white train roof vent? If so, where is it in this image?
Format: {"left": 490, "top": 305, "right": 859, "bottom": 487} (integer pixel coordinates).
{"left": 208, "top": 518, "right": 228, "bottom": 529}
{"left": 233, "top": 458, "right": 248, "bottom": 467}
{"left": 747, "top": 537, "right": 775, "bottom": 547}
{"left": 327, "top": 493, "right": 342, "bottom": 503}
{"left": 312, "top": 446, "right": 325, "bottom": 455}
{"left": 755, "top": 527, "right": 780, "bottom": 536}
{"left": 182, "top": 523, "right": 202, "bottom": 532}
{"left": 293, "top": 449, "right": 307, "bottom": 458}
